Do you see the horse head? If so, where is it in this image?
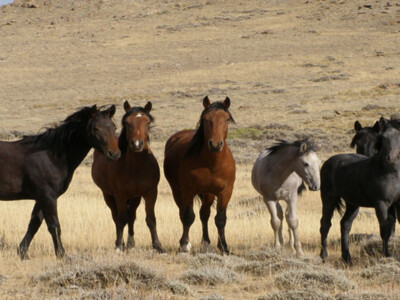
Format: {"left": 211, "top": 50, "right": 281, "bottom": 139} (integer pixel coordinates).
{"left": 201, "top": 96, "right": 234, "bottom": 153}
{"left": 120, "top": 101, "right": 153, "bottom": 153}
{"left": 89, "top": 105, "right": 120, "bottom": 160}
{"left": 294, "top": 140, "right": 321, "bottom": 191}
{"left": 376, "top": 127, "right": 400, "bottom": 165}
{"left": 350, "top": 120, "right": 382, "bottom": 157}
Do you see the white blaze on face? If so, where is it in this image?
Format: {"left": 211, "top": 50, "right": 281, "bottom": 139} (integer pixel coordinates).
{"left": 135, "top": 140, "right": 140, "bottom": 147}
{"left": 136, "top": 113, "right": 142, "bottom": 118}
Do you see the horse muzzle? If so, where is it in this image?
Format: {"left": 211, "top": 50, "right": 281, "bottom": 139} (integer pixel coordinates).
{"left": 107, "top": 149, "right": 121, "bottom": 160}
{"left": 208, "top": 140, "right": 224, "bottom": 152}
{"left": 130, "top": 140, "right": 144, "bottom": 152}
{"left": 308, "top": 183, "right": 320, "bottom": 191}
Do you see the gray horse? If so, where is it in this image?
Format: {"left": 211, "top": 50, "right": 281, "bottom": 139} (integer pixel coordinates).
{"left": 251, "top": 140, "right": 321, "bottom": 257}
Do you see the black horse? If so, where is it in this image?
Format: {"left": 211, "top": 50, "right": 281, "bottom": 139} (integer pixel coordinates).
{"left": 320, "top": 127, "right": 400, "bottom": 264}
{"left": 350, "top": 120, "right": 381, "bottom": 157}
{"left": 0, "top": 105, "right": 120, "bottom": 259}
{"left": 351, "top": 117, "right": 400, "bottom": 157}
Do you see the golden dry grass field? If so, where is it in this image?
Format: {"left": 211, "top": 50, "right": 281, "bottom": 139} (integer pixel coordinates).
{"left": 1, "top": 0, "right": 400, "bottom": 299}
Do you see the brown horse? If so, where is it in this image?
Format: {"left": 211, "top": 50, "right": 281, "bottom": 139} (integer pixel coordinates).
{"left": 91, "top": 101, "right": 164, "bottom": 253}
{"left": 164, "top": 96, "right": 236, "bottom": 254}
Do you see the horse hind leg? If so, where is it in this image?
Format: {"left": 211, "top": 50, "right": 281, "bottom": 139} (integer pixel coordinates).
{"left": 340, "top": 203, "right": 359, "bottom": 264}
{"left": 320, "top": 194, "right": 339, "bottom": 262}
{"left": 199, "top": 193, "right": 214, "bottom": 253}
{"left": 265, "top": 200, "right": 283, "bottom": 252}
{"left": 126, "top": 197, "right": 141, "bottom": 250}
{"left": 18, "top": 203, "right": 43, "bottom": 260}
{"left": 143, "top": 189, "right": 165, "bottom": 253}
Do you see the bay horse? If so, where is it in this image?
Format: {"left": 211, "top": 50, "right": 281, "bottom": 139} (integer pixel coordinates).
{"left": 251, "top": 139, "right": 321, "bottom": 257}
{"left": 320, "top": 127, "right": 400, "bottom": 264}
{"left": 0, "top": 105, "right": 120, "bottom": 259}
{"left": 164, "top": 96, "right": 236, "bottom": 254}
{"left": 91, "top": 101, "right": 164, "bottom": 253}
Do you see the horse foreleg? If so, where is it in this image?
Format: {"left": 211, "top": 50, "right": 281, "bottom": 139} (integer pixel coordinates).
{"left": 215, "top": 189, "right": 232, "bottom": 255}
{"left": 265, "top": 200, "right": 283, "bottom": 251}
{"left": 286, "top": 197, "right": 303, "bottom": 257}
{"left": 126, "top": 197, "right": 141, "bottom": 249}
{"left": 18, "top": 202, "right": 44, "bottom": 260}
{"left": 41, "top": 197, "right": 65, "bottom": 258}
{"left": 199, "top": 194, "right": 214, "bottom": 253}
{"left": 340, "top": 203, "right": 359, "bottom": 264}
{"left": 143, "top": 189, "right": 164, "bottom": 253}
{"left": 115, "top": 197, "right": 129, "bottom": 252}
{"left": 375, "top": 201, "right": 392, "bottom": 258}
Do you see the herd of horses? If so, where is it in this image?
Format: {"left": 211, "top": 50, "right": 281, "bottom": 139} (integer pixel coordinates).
{"left": 0, "top": 97, "right": 399, "bottom": 265}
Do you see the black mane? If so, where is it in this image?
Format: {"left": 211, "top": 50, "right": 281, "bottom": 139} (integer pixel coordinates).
{"left": 186, "top": 101, "right": 235, "bottom": 157}
{"left": 118, "top": 107, "right": 154, "bottom": 154}
{"left": 267, "top": 139, "right": 315, "bottom": 156}
{"left": 22, "top": 106, "right": 96, "bottom": 157}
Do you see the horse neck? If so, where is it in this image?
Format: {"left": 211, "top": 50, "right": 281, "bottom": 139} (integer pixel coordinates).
{"left": 266, "top": 147, "right": 299, "bottom": 181}
{"left": 64, "top": 127, "right": 92, "bottom": 172}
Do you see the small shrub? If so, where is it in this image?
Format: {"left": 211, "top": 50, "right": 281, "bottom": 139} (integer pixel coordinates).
{"left": 180, "top": 266, "right": 240, "bottom": 285}
{"left": 274, "top": 269, "right": 355, "bottom": 293}
{"left": 259, "top": 289, "right": 333, "bottom": 300}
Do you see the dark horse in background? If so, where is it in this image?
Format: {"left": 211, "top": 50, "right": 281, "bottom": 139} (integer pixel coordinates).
{"left": 320, "top": 127, "right": 400, "bottom": 264}
{"left": 92, "top": 101, "right": 164, "bottom": 253}
{"left": 0, "top": 105, "right": 120, "bottom": 259}
{"left": 351, "top": 116, "right": 400, "bottom": 237}
{"left": 164, "top": 96, "right": 236, "bottom": 254}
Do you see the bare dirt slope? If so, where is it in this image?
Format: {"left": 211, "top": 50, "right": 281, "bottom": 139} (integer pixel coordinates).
{"left": 1, "top": 0, "right": 400, "bottom": 159}
{"left": 1, "top": 0, "right": 400, "bottom": 299}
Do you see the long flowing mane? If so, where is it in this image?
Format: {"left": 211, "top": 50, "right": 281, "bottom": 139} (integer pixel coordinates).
{"left": 22, "top": 106, "right": 96, "bottom": 157}
{"left": 186, "top": 101, "right": 235, "bottom": 157}
{"left": 266, "top": 139, "right": 315, "bottom": 156}
{"left": 118, "top": 107, "right": 154, "bottom": 154}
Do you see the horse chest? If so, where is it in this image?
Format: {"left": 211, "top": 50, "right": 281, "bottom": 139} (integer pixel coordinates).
{"left": 186, "top": 168, "right": 230, "bottom": 192}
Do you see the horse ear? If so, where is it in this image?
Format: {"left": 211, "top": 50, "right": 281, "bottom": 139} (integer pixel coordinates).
{"left": 123, "top": 101, "right": 131, "bottom": 112}
{"left": 144, "top": 101, "right": 152, "bottom": 113}
{"left": 379, "top": 117, "right": 388, "bottom": 131}
{"left": 104, "top": 105, "right": 116, "bottom": 118}
{"left": 203, "top": 96, "right": 210, "bottom": 108}
{"left": 299, "top": 142, "right": 307, "bottom": 155}
{"left": 373, "top": 121, "right": 381, "bottom": 133}
{"left": 354, "top": 121, "right": 362, "bottom": 132}
{"left": 90, "top": 105, "right": 98, "bottom": 117}
{"left": 223, "top": 97, "right": 231, "bottom": 109}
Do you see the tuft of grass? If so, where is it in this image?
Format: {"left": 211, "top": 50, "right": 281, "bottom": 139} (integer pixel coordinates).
{"left": 259, "top": 289, "right": 334, "bottom": 300}
{"left": 180, "top": 266, "right": 240, "bottom": 286}
{"left": 357, "top": 261, "right": 400, "bottom": 284}
{"left": 274, "top": 269, "right": 355, "bottom": 293}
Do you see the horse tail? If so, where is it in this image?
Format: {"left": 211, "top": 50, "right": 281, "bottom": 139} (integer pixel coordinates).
{"left": 297, "top": 181, "right": 306, "bottom": 196}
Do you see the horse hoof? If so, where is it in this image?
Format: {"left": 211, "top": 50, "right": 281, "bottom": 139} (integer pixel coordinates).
{"left": 296, "top": 251, "right": 304, "bottom": 258}
{"left": 179, "top": 242, "right": 192, "bottom": 253}
{"left": 200, "top": 241, "right": 212, "bottom": 253}
{"left": 115, "top": 247, "right": 123, "bottom": 254}
{"left": 154, "top": 243, "right": 165, "bottom": 253}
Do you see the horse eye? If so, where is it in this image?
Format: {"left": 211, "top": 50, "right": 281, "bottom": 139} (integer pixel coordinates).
{"left": 304, "top": 162, "right": 309, "bottom": 167}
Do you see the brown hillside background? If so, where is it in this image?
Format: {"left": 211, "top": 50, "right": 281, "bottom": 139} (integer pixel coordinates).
{"left": 1, "top": 0, "right": 400, "bottom": 299}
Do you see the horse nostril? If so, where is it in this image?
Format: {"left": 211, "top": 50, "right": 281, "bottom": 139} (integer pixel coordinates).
{"left": 218, "top": 141, "right": 224, "bottom": 148}
{"left": 208, "top": 140, "right": 213, "bottom": 148}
